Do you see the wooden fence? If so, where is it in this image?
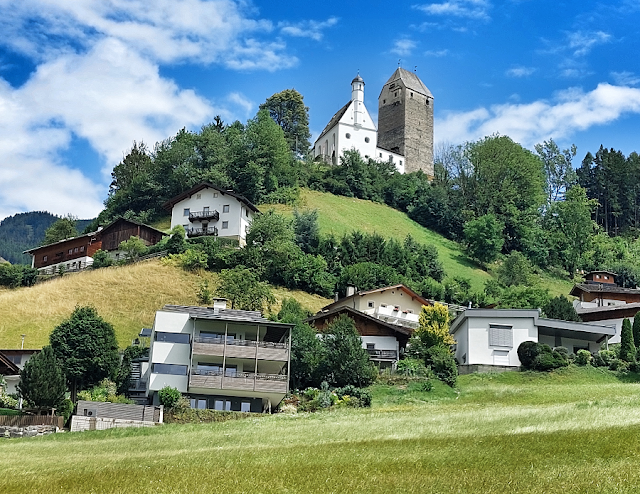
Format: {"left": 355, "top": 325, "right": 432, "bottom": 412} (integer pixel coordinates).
{"left": 0, "top": 415, "right": 64, "bottom": 428}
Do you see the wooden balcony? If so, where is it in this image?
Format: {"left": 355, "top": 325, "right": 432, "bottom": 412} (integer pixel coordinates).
{"left": 366, "top": 349, "right": 398, "bottom": 361}
{"left": 192, "top": 337, "right": 288, "bottom": 361}
{"left": 189, "top": 210, "right": 219, "bottom": 222}
{"left": 189, "top": 370, "right": 287, "bottom": 393}
{"left": 186, "top": 226, "right": 218, "bottom": 238}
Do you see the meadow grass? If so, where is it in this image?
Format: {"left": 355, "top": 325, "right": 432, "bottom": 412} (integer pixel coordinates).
{"left": 2, "top": 367, "right": 640, "bottom": 493}
{"left": 0, "top": 260, "right": 330, "bottom": 349}
{"left": 262, "top": 189, "right": 574, "bottom": 296}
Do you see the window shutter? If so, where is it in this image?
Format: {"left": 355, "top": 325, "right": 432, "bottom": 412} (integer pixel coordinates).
{"left": 489, "top": 324, "right": 513, "bottom": 347}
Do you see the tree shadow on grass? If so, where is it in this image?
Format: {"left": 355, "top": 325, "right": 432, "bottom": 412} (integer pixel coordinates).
{"left": 615, "top": 371, "right": 640, "bottom": 383}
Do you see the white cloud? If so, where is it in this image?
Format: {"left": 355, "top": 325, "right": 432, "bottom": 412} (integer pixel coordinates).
{"left": 436, "top": 83, "right": 640, "bottom": 148}
{"left": 0, "top": 0, "right": 295, "bottom": 68}
{"left": 279, "top": 17, "right": 339, "bottom": 41}
{"left": 226, "top": 92, "right": 255, "bottom": 120}
{"left": 424, "top": 49, "right": 449, "bottom": 57}
{"left": 567, "top": 31, "right": 611, "bottom": 57}
{"left": 391, "top": 39, "right": 417, "bottom": 57}
{"left": 414, "top": 0, "right": 491, "bottom": 20}
{"left": 611, "top": 71, "right": 640, "bottom": 86}
{"left": 506, "top": 66, "right": 536, "bottom": 78}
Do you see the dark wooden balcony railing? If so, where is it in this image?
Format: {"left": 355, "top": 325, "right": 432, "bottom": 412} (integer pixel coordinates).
{"left": 189, "top": 210, "right": 219, "bottom": 222}
{"left": 366, "top": 349, "right": 398, "bottom": 360}
{"left": 186, "top": 226, "right": 218, "bottom": 238}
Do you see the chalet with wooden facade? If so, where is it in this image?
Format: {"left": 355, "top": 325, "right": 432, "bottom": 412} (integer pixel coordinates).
{"left": 24, "top": 218, "right": 165, "bottom": 274}
{"left": 570, "top": 271, "right": 640, "bottom": 343}
{"left": 307, "top": 284, "right": 431, "bottom": 367}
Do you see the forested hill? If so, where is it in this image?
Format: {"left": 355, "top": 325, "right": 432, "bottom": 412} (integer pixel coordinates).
{"left": 0, "top": 212, "right": 93, "bottom": 265}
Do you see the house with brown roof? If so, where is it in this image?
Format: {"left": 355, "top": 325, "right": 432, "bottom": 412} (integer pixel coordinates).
{"left": 307, "top": 284, "right": 431, "bottom": 368}
{"left": 24, "top": 217, "right": 165, "bottom": 274}
{"left": 571, "top": 270, "right": 640, "bottom": 343}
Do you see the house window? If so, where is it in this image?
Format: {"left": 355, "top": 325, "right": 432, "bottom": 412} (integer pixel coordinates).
{"left": 154, "top": 332, "right": 190, "bottom": 344}
{"left": 80, "top": 246, "right": 84, "bottom": 252}
{"left": 215, "top": 400, "right": 231, "bottom": 411}
{"left": 394, "top": 92, "right": 398, "bottom": 97}
{"left": 246, "top": 209, "right": 249, "bottom": 217}
{"left": 203, "top": 206, "right": 209, "bottom": 214}
{"left": 196, "top": 193, "right": 201, "bottom": 199}
{"left": 183, "top": 208, "right": 190, "bottom": 216}
{"left": 411, "top": 92, "right": 414, "bottom": 98}
{"left": 213, "top": 192, "right": 218, "bottom": 198}
{"left": 604, "top": 276, "right": 609, "bottom": 280}
{"left": 393, "top": 305, "right": 400, "bottom": 311}
{"left": 43, "top": 255, "right": 48, "bottom": 262}
{"left": 379, "top": 153, "right": 382, "bottom": 158}
{"left": 241, "top": 402, "right": 251, "bottom": 412}
{"left": 152, "top": 363, "right": 187, "bottom": 375}
{"left": 366, "top": 343, "right": 375, "bottom": 350}
{"left": 368, "top": 301, "right": 374, "bottom": 308}
{"left": 222, "top": 221, "right": 229, "bottom": 229}
{"left": 74, "top": 247, "right": 78, "bottom": 253}
{"left": 489, "top": 324, "right": 513, "bottom": 348}
{"left": 190, "top": 398, "right": 207, "bottom": 409}
{"left": 197, "top": 364, "right": 222, "bottom": 375}
{"left": 225, "top": 365, "right": 237, "bottom": 377}
{"left": 68, "top": 249, "right": 73, "bottom": 255}
{"left": 399, "top": 160, "right": 403, "bottom": 166}
{"left": 223, "top": 205, "right": 230, "bottom": 213}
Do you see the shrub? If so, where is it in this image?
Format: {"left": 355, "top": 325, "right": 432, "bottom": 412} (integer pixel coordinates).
{"left": 593, "top": 350, "right": 615, "bottom": 367}
{"left": 158, "top": 386, "right": 181, "bottom": 409}
{"left": 179, "top": 248, "right": 208, "bottom": 271}
{"left": 333, "top": 385, "right": 372, "bottom": 408}
{"left": 425, "top": 345, "right": 457, "bottom": 387}
{"left": 396, "top": 358, "right": 430, "bottom": 377}
{"left": 0, "top": 393, "right": 18, "bottom": 409}
{"left": 77, "top": 379, "right": 133, "bottom": 404}
{"left": 609, "top": 359, "right": 629, "bottom": 373}
{"left": 91, "top": 249, "right": 113, "bottom": 268}
{"left": 575, "top": 349, "right": 592, "bottom": 366}
{"left": 517, "top": 341, "right": 568, "bottom": 371}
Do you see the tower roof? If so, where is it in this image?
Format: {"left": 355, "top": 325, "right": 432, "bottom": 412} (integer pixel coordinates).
{"left": 351, "top": 74, "right": 364, "bottom": 84}
{"left": 382, "top": 68, "right": 432, "bottom": 98}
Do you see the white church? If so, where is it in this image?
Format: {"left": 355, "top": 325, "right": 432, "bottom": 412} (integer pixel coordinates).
{"left": 313, "top": 68, "right": 434, "bottom": 177}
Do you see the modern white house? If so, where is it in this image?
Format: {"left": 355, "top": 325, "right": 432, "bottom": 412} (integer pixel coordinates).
{"left": 450, "top": 309, "right": 616, "bottom": 374}
{"left": 313, "top": 75, "right": 405, "bottom": 173}
{"left": 307, "top": 284, "right": 431, "bottom": 367}
{"left": 143, "top": 302, "right": 293, "bottom": 413}
{"left": 163, "top": 183, "right": 259, "bottom": 247}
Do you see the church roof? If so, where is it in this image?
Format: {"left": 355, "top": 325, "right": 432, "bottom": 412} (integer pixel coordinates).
{"left": 314, "top": 101, "right": 352, "bottom": 144}
{"left": 382, "top": 68, "right": 433, "bottom": 98}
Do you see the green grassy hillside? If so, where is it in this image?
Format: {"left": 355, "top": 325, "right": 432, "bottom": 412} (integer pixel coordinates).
{"left": 3, "top": 366, "right": 640, "bottom": 493}
{"left": 0, "top": 259, "right": 330, "bottom": 350}
{"left": 262, "top": 189, "right": 574, "bottom": 295}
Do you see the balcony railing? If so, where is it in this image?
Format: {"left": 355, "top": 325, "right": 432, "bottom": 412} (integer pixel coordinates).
{"left": 128, "top": 380, "right": 148, "bottom": 391}
{"left": 366, "top": 349, "right": 398, "bottom": 360}
{"left": 189, "top": 370, "right": 288, "bottom": 393}
{"left": 193, "top": 336, "right": 287, "bottom": 349}
{"left": 186, "top": 226, "right": 218, "bottom": 238}
{"left": 189, "top": 210, "right": 219, "bottom": 222}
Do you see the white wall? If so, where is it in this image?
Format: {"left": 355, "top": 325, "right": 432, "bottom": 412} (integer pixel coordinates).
{"left": 361, "top": 336, "right": 398, "bottom": 352}
{"left": 147, "top": 311, "right": 192, "bottom": 393}
{"left": 465, "top": 317, "right": 537, "bottom": 367}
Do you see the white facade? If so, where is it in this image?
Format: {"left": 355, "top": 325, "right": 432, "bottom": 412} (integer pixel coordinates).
{"left": 144, "top": 304, "right": 292, "bottom": 413}
{"left": 450, "top": 309, "right": 615, "bottom": 373}
{"left": 314, "top": 75, "right": 406, "bottom": 173}
{"left": 167, "top": 184, "right": 257, "bottom": 246}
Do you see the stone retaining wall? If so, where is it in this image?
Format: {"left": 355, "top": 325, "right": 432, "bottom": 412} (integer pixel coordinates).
{"left": 0, "top": 425, "right": 58, "bottom": 438}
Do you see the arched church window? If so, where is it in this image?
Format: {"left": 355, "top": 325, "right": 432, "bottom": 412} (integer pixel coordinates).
{"left": 364, "top": 137, "right": 370, "bottom": 143}
{"left": 345, "top": 133, "right": 351, "bottom": 139}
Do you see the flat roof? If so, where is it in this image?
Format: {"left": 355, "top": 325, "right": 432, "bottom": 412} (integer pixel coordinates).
{"left": 161, "top": 305, "right": 293, "bottom": 328}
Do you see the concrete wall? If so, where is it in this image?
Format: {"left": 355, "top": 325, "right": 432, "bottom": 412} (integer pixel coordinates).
{"left": 361, "top": 335, "right": 398, "bottom": 352}
{"left": 345, "top": 289, "right": 426, "bottom": 314}
{"left": 71, "top": 416, "right": 159, "bottom": 432}
{"left": 76, "top": 401, "right": 162, "bottom": 422}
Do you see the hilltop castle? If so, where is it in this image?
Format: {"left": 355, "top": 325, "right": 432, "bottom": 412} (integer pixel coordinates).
{"left": 313, "top": 68, "right": 434, "bottom": 177}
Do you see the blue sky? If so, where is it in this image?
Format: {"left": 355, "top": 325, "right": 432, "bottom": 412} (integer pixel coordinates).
{"left": 1, "top": 0, "right": 639, "bottom": 220}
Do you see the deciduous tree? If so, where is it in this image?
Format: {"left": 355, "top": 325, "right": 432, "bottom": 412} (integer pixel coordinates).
{"left": 259, "top": 89, "right": 311, "bottom": 155}
{"left": 41, "top": 215, "right": 78, "bottom": 246}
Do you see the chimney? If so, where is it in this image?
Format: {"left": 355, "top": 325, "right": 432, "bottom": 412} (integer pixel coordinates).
{"left": 212, "top": 298, "right": 227, "bottom": 310}
{"left": 346, "top": 286, "right": 356, "bottom": 297}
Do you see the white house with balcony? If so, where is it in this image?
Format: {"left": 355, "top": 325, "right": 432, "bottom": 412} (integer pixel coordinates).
{"left": 450, "top": 309, "right": 616, "bottom": 374}
{"left": 313, "top": 75, "right": 405, "bottom": 173}
{"left": 163, "top": 183, "right": 259, "bottom": 247}
{"left": 143, "top": 302, "right": 293, "bottom": 413}
{"left": 307, "top": 284, "right": 430, "bottom": 368}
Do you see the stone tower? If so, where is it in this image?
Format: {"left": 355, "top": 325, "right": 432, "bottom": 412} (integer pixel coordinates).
{"left": 377, "top": 68, "right": 434, "bottom": 176}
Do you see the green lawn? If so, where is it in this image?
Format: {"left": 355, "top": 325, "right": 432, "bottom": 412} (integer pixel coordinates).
{"left": 3, "top": 367, "right": 640, "bottom": 493}
{"left": 262, "top": 189, "right": 575, "bottom": 296}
